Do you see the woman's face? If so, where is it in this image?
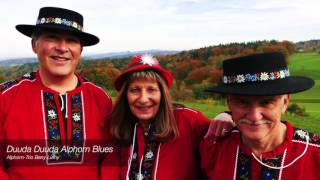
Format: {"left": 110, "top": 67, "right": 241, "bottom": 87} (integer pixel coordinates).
{"left": 127, "top": 78, "right": 161, "bottom": 122}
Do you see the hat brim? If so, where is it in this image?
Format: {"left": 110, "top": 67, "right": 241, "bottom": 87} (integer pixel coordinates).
{"left": 16, "top": 24, "right": 99, "bottom": 46}
{"left": 205, "top": 76, "right": 315, "bottom": 96}
{"left": 114, "top": 65, "right": 173, "bottom": 91}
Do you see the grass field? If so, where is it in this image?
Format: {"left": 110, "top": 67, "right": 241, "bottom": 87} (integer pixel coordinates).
{"left": 289, "top": 52, "right": 320, "bottom": 133}
{"left": 289, "top": 53, "right": 320, "bottom": 103}
{"left": 179, "top": 52, "right": 320, "bottom": 134}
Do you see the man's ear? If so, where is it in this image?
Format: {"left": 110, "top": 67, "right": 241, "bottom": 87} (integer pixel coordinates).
{"left": 31, "top": 39, "right": 37, "bottom": 53}
{"left": 282, "top": 94, "right": 291, "bottom": 114}
{"left": 226, "top": 95, "right": 232, "bottom": 111}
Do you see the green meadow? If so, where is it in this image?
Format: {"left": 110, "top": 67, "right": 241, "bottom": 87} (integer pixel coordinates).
{"left": 180, "top": 52, "right": 320, "bottom": 134}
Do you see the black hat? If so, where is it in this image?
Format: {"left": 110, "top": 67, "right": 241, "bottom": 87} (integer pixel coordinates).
{"left": 205, "top": 52, "right": 315, "bottom": 96}
{"left": 16, "top": 7, "right": 99, "bottom": 46}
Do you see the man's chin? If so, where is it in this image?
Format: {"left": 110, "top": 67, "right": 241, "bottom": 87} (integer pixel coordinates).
{"left": 241, "top": 131, "right": 266, "bottom": 141}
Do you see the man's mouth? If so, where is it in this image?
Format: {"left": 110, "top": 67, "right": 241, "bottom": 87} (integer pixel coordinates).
{"left": 51, "top": 56, "right": 70, "bottom": 61}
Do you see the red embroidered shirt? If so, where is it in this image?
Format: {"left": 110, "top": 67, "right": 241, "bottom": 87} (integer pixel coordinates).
{"left": 116, "top": 107, "right": 210, "bottom": 180}
{"left": 200, "top": 122, "right": 320, "bottom": 180}
{"left": 0, "top": 72, "right": 113, "bottom": 180}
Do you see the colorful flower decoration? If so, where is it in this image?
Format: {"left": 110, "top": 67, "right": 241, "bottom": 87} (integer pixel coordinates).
{"left": 236, "top": 74, "right": 245, "bottom": 83}
{"left": 36, "top": 17, "right": 83, "bottom": 31}
{"left": 223, "top": 76, "right": 228, "bottom": 84}
{"left": 260, "top": 72, "right": 269, "bottom": 81}
{"left": 279, "top": 70, "right": 285, "bottom": 79}
{"left": 223, "top": 68, "right": 289, "bottom": 84}
{"left": 55, "top": 18, "right": 61, "bottom": 24}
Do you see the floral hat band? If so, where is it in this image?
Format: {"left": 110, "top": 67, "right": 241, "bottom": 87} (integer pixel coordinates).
{"left": 16, "top": 7, "right": 99, "bottom": 46}
{"left": 223, "top": 68, "right": 290, "bottom": 84}
{"left": 36, "top": 17, "right": 83, "bottom": 32}
{"left": 205, "top": 52, "right": 314, "bottom": 96}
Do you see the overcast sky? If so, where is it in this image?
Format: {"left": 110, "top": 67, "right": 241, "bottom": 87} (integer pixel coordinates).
{"left": 0, "top": 0, "right": 319, "bottom": 60}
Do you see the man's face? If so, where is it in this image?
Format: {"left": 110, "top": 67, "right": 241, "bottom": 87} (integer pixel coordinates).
{"left": 32, "top": 30, "right": 82, "bottom": 80}
{"left": 227, "top": 95, "right": 290, "bottom": 142}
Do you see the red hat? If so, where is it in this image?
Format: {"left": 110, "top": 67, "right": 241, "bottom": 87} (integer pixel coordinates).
{"left": 114, "top": 55, "right": 173, "bottom": 91}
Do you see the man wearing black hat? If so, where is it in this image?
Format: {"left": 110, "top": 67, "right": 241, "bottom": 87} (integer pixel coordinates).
{"left": 200, "top": 52, "right": 320, "bottom": 179}
{"left": 0, "top": 7, "right": 116, "bottom": 180}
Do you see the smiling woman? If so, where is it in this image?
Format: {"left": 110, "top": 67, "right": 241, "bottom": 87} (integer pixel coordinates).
{"left": 106, "top": 55, "right": 211, "bottom": 180}
{"left": 126, "top": 77, "right": 162, "bottom": 129}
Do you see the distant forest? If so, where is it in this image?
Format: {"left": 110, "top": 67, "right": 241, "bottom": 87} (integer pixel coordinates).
{"left": 0, "top": 40, "right": 307, "bottom": 100}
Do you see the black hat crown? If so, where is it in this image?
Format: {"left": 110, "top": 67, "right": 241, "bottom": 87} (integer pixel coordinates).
{"left": 16, "top": 7, "right": 99, "bottom": 46}
{"left": 206, "top": 52, "right": 314, "bottom": 96}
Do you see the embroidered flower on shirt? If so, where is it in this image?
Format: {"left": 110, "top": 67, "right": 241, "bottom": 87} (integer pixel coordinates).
{"left": 136, "top": 173, "right": 143, "bottom": 180}
{"left": 145, "top": 150, "right": 154, "bottom": 159}
{"left": 72, "top": 113, "right": 81, "bottom": 122}
{"left": 311, "top": 134, "right": 320, "bottom": 143}
{"left": 132, "top": 152, "right": 137, "bottom": 160}
{"left": 140, "top": 55, "right": 159, "bottom": 66}
{"left": 23, "top": 73, "right": 31, "bottom": 78}
{"left": 295, "top": 129, "right": 308, "bottom": 139}
{"left": 48, "top": 110, "right": 57, "bottom": 119}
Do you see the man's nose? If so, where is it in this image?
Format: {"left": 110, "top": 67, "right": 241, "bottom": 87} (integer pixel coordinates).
{"left": 55, "top": 40, "right": 68, "bottom": 52}
{"left": 246, "top": 106, "right": 263, "bottom": 121}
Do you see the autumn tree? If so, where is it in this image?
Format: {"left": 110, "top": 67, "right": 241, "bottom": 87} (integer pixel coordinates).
{"left": 241, "top": 48, "right": 255, "bottom": 55}
{"left": 207, "top": 68, "right": 223, "bottom": 84}
{"left": 186, "top": 67, "right": 211, "bottom": 85}
{"left": 173, "top": 61, "right": 192, "bottom": 90}
{"left": 0, "top": 72, "right": 6, "bottom": 83}
{"left": 212, "top": 47, "right": 222, "bottom": 56}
